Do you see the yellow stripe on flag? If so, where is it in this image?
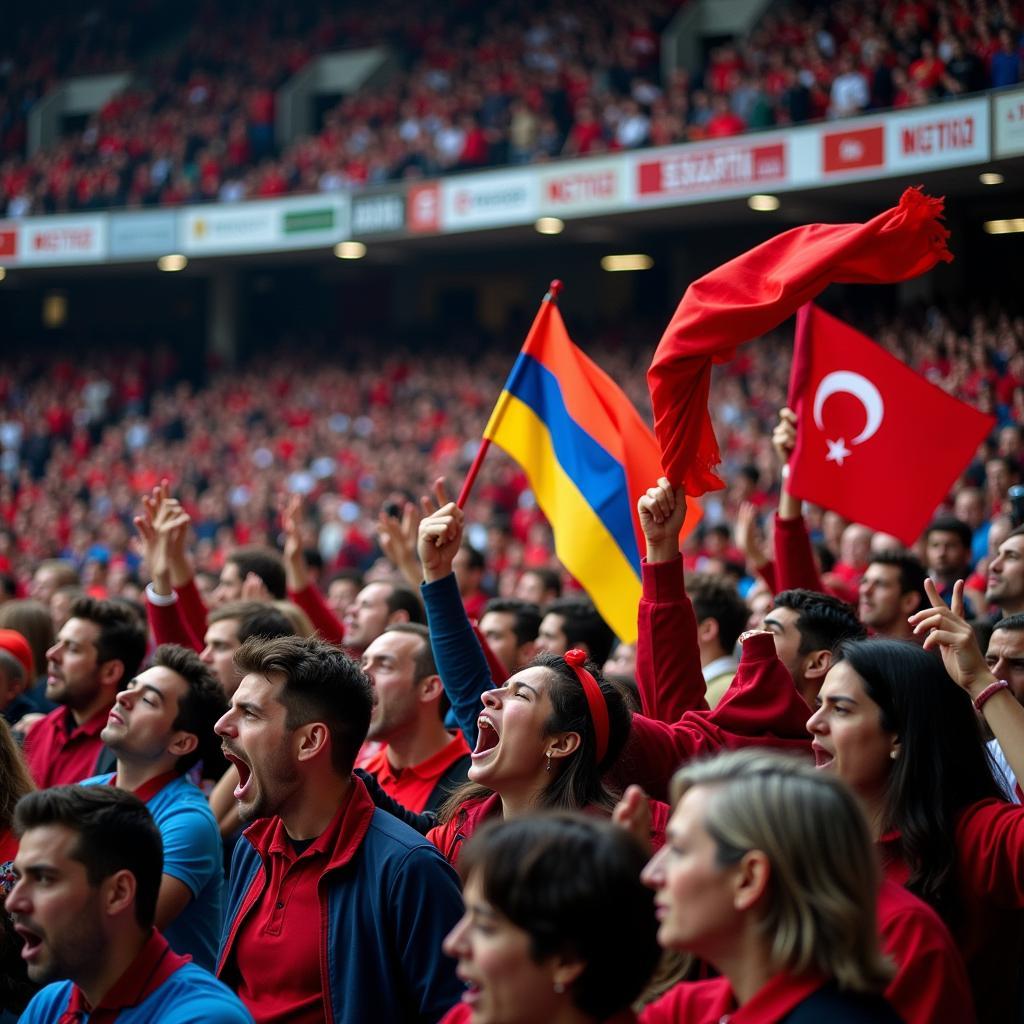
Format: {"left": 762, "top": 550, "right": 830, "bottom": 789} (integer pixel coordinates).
{"left": 488, "top": 393, "right": 640, "bottom": 643}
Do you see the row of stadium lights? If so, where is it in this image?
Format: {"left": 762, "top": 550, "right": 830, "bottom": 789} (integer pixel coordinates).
{"left": 0, "top": 174, "right": 1015, "bottom": 284}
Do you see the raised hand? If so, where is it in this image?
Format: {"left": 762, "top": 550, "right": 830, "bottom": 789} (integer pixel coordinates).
{"left": 281, "top": 493, "right": 309, "bottom": 593}
{"left": 637, "top": 477, "right": 687, "bottom": 563}
{"left": 908, "top": 579, "right": 993, "bottom": 697}
{"left": 377, "top": 500, "right": 421, "bottom": 588}
{"left": 772, "top": 407, "right": 798, "bottom": 464}
{"left": 417, "top": 478, "right": 465, "bottom": 583}
{"left": 735, "top": 501, "right": 767, "bottom": 568}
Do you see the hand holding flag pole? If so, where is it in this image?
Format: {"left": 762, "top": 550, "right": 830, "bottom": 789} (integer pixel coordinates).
{"left": 457, "top": 280, "right": 565, "bottom": 509}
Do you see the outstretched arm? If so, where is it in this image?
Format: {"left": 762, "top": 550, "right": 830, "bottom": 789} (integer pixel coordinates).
{"left": 635, "top": 478, "right": 707, "bottom": 722}
{"left": 419, "top": 479, "right": 494, "bottom": 749}
{"left": 772, "top": 407, "right": 824, "bottom": 594}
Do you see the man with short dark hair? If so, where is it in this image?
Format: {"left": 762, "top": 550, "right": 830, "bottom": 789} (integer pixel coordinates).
{"left": 359, "top": 623, "right": 470, "bottom": 812}
{"left": 82, "top": 644, "right": 227, "bottom": 969}
{"left": 477, "top": 597, "right": 541, "bottom": 676}
{"left": 9, "top": 786, "right": 251, "bottom": 1023}
{"left": 686, "top": 573, "right": 748, "bottom": 707}
{"left": 858, "top": 552, "right": 928, "bottom": 641}
{"left": 984, "top": 612, "right": 1024, "bottom": 801}
{"left": 535, "top": 596, "right": 615, "bottom": 665}
{"left": 23, "top": 596, "right": 147, "bottom": 788}
{"left": 514, "top": 567, "right": 561, "bottom": 606}
{"left": 342, "top": 580, "right": 425, "bottom": 656}
{"left": 925, "top": 516, "right": 974, "bottom": 612}
{"left": 763, "top": 589, "right": 866, "bottom": 706}
{"left": 986, "top": 526, "right": 1024, "bottom": 620}
{"left": 215, "top": 635, "right": 462, "bottom": 1024}
{"left": 212, "top": 546, "right": 287, "bottom": 606}
{"left": 201, "top": 601, "right": 296, "bottom": 698}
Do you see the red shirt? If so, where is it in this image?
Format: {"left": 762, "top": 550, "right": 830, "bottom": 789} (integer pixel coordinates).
{"left": 227, "top": 790, "right": 372, "bottom": 1023}
{"left": 62, "top": 929, "right": 188, "bottom": 1023}
{"left": 361, "top": 732, "right": 470, "bottom": 813}
{"left": 23, "top": 704, "right": 112, "bottom": 788}
{"left": 640, "top": 971, "right": 827, "bottom": 1022}
{"left": 880, "top": 798, "right": 1024, "bottom": 1022}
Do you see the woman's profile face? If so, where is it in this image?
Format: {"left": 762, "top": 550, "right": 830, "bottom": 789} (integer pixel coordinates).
{"left": 469, "top": 667, "right": 558, "bottom": 790}
{"left": 641, "top": 785, "right": 743, "bottom": 961}
{"left": 442, "top": 872, "right": 569, "bottom": 1024}
{"left": 806, "top": 661, "right": 897, "bottom": 796}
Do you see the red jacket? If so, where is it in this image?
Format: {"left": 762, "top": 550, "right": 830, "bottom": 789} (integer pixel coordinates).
{"left": 622, "top": 557, "right": 813, "bottom": 803}
{"left": 881, "top": 798, "right": 1024, "bottom": 1023}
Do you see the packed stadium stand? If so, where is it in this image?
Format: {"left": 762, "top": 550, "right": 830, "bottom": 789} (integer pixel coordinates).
{"left": 4, "top": 0, "right": 1023, "bottom": 214}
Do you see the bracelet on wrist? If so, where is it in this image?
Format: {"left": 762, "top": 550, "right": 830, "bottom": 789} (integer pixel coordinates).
{"left": 972, "top": 679, "right": 1010, "bottom": 713}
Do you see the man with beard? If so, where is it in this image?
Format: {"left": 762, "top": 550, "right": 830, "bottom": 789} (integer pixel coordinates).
{"left": 214, "top": 635, "right": 462, "bottom": 1024}
{"left": 23, "top": 597, "right": 146, "bottom": 788}
{"left": 9, "top": 786, "right": 251, "bottom": 1022}
{"left": 986, "top": 526, "right": 1024, "bottom": 621}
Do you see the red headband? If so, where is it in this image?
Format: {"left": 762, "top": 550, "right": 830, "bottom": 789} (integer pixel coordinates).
{"left": 564, "top": 649, "right": 609, "bottom": 764}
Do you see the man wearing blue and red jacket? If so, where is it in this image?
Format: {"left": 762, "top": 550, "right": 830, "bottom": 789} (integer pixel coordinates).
{"left": 214, "top": 633, "right": 463, "bottom": 1024}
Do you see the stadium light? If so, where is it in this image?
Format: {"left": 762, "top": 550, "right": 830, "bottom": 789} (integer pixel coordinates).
{"left": 980, "top": 172, "right": 1005, "bottom": 186}
{"left": 535, "top": 217, "right": 565, "bottom": 235}
{"left": 601, "top": 254, "right": 654, "bottom": 272}
{"left": 984, "top": 219, "right": 1024, "bottom": 234}
{"left": 334, "top": 241, "right": 367, "bottom": 259}
{"left": 748, "top": 194, "right": 780, "bottom": 212}
{"left": 157, "top": 254, "right": 188, "bottom": 272}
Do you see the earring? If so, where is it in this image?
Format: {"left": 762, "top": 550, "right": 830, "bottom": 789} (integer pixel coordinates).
{"left": 553, "top": 982, "right": 565, "bottom": 994}
{"left": 545, "top": 752, "right": 552, "bottom": 772}
{"left": 889, "top": 750, "right": 898, "bottom": 760}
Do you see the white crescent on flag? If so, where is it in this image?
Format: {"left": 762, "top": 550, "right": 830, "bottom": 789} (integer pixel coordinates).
{"left": 812, "top": 371, "right": 885, "bottom": 465}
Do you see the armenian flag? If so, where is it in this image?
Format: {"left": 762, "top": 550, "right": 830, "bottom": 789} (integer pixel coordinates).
{"left": 483, "top": 286, "right": 700, "bottom": 642}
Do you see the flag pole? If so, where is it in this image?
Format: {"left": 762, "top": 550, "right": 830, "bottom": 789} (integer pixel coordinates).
{"left": 456, "top": 280, "right": 564, "bottom": 509}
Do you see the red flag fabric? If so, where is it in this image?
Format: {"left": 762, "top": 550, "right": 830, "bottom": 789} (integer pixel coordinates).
{"left": 786, "top": 303, "right": 994, "bottom": 545}
{"left": 648, "top": 187, "right": 952, "bottom": 496}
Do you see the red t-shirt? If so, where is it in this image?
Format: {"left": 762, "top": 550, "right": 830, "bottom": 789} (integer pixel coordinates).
{"left": 23, "top": 704, "right": 112, "bottom": 788}
{"left": 361, "top": 732, "right": 471, "bottom": 813}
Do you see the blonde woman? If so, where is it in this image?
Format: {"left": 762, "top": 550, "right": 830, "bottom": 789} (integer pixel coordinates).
{"left": 639, "top": 748, "right": 901, "bottom": 1023}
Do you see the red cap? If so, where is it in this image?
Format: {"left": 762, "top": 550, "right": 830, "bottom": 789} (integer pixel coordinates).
{"left": 0, "top": 629, "right": 34, "bottom": 678}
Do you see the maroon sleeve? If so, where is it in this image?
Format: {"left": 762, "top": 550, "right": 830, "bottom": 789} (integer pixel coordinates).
{"left": 878, "top": 884, "right": 977, "bottom": 1024}
{"left": 773, "top": 513, "right": 824, "bottom": 594}
{"left": 147, "top": 595, "right": 202, "bottom": 652}
{"left": 289, "top": 584, "right": 345, "bottom": 646}
{"left": 174, "top": 577, "right": 209, "bottom": 648}
{"left": 636, "top": 556, "right": 707, "bottom": 722}
{"left": 613, "top": 633, "right": 813, "bottom": 803}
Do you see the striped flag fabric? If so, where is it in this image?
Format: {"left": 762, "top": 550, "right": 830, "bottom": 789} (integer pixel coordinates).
{"left": 483, "top": 290, "right": 700, "bottom": 642}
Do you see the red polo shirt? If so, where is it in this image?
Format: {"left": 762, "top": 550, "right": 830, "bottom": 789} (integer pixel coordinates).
{"left": 361, "top": 732, "right": 471, "bottom": 813}
{"left": 230, "top": 793, "right": 366, "bottom": 1023}
{"left": 61, "top": 929, "right": 188, "bottom": 1023}
{"left": 639, "top": 972, "right": 826, "bottom": 1022}
{"left": 23, "top": 704, "right": 112, "bottom": 788}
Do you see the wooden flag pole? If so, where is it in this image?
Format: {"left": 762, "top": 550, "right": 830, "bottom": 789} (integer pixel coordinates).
{"left": 456, "top": 280, "right": 564, "bottom": 509}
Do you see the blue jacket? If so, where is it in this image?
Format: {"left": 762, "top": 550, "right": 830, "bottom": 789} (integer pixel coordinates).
{"left": 217, "top": 776, "right": 464, "bottom": 1024}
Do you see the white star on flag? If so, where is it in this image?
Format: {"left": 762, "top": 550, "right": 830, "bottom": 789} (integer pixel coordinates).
{"left": 825, "top": 438, "right": 852, "bottom": 465}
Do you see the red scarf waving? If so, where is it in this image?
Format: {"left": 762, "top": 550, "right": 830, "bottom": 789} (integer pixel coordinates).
{"left": 648, "top": 187, "right": 952, "bottom": 496}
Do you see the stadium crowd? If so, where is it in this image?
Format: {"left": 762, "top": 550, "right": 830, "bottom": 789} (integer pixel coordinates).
{"left": 4, "top": 0, "right": 1024, "bottom": 215}
{"left": 0, "top": 290, "right": 1023, "bottom": 1019}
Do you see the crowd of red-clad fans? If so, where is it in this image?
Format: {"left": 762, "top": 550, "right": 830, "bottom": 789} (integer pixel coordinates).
{"left": 4, "top": 0, "right": 1024, "bottom": 216}
{"left": 0, "top": 298, "right": 1021, "bottom": 601}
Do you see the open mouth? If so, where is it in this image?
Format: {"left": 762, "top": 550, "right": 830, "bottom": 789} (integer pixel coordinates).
{"left": 223, "top": 747, "right": 254, "bottom": 799}
{"left": 472, "top": 718, "right": 500, "bottom": 761}
{"left": 14, "top": 923, "right": 43, "bottom": 962}
{"left": 811, "top": 742, "right": 834, "bottom": 769}
{"left": 457, "top": 973, "right": 482, "bottom": 1006}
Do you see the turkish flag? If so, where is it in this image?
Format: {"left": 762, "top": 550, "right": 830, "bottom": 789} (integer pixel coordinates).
{"left": 786, "top": 304, "right": 994, "bottom": 545}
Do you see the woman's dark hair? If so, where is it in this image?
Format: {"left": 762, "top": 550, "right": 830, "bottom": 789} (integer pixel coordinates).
{"left": 438, "top": 651, "right": 631, "bottom": 823}
{"left": 833, "top": 638, "right": 1003, "bottom": 924}
{"left": 458, "top": 813, "right": 659, "bottom": 1018}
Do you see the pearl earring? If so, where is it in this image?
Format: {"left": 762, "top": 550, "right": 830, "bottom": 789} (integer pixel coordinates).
{"left": 553, "top": 982, "right": 565, "bottom": 994}
{"left": 889, "top": 750, "right": 898, "bottom": 760}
